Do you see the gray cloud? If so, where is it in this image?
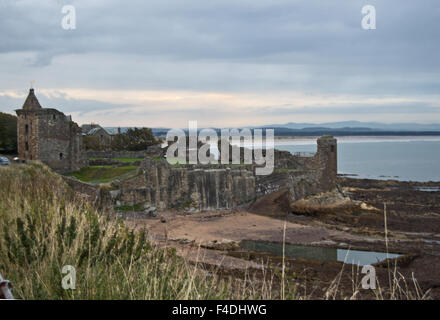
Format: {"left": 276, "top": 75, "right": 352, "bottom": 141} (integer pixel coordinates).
{"left": 257, "top": 102, "right": 440, "bottom": 115}
{"left": 0, "top": 0, "right": 439, "bottom": 125}
{"left": 0, "top": 91, "right": 132, "bottom": 115}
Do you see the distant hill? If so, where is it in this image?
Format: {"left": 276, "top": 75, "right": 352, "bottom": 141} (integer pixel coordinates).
{"left": 105, "top": 121, "right": 440, "bottom": 138}
{"left": 261, "top": 121, "right": 440, "bottom": 132}
{"left": 262, "top": 127, "right": 440, "bottom": 137}
{"left": 104, "top": 127, "right": 170, "bottom": 138}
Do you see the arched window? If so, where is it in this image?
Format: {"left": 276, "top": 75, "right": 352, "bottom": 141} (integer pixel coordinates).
{"left": 25, "top": 124, "right": 29, "bottom": 135}
{"left": 59, "top": 153, "right": 63, "bottom": 160}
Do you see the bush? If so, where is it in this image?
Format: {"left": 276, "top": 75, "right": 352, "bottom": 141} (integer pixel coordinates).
{"left": 111, "top": 128, "right": 159, "bottom": 151}
{"left": 0, "top": 112, "right": 17, "bottom": 154}
{"left": 83, "top": 136, "right": 103, "bottom": 151}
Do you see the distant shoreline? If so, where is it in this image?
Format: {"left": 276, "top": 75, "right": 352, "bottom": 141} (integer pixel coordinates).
{"left": 152, "top": 129, "right": 440, "bottom": 139}
{"left": 272, "top": 131, "right": 440, "bottom": 138}
{"left": 274, "top": 135, "right": 440, "bottom": 141}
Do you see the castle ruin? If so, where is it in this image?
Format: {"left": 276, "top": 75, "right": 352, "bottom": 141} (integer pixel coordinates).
{"left": 114, "top": 136, "right": 337, "bottom": 211}
{"left": 15, "top": 88, "right": 338, "bottom": 212}
{"left": 15, "top": 89, "right": 87, "bottom": 173}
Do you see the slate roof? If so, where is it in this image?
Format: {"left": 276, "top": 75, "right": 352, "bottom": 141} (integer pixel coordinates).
{"left": 22, "top": 89, "right": 42, "bottom": 110}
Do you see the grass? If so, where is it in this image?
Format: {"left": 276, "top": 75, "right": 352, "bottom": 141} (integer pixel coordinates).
{"left": 0, "top": 162, "right": 431, "bottom": 300}
{"left": 70, "top": 165, "right": 139, "bottom": 184}
{"left": 162, "top": 158, "right": 248, "bottom": 167}
{"left": 0, "top": 163, "right": 242, "bottom": 299}
{"left": 115, "top": 202, "right": 146, "bottom": 212}
{"left": 275, "top": 168, "right": 297, "bottom": 172}
{"left": 89, "top": 158, "right": 144, "bottom": 163}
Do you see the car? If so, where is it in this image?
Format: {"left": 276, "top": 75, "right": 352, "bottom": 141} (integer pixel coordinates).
{"left": 0, "top": 157, "right": 10, "bottom": 166}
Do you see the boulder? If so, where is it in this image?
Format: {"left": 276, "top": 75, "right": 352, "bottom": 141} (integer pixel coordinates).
{"left": 200, "top": 239, "right": 239, "bottom": 251}
{"left": 146, "top": 206, "right": 157, "bottom": 217}
{"left": 290, "top": 189, "right": 380, "bottom": 215}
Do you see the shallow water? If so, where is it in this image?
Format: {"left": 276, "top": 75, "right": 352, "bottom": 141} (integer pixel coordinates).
{"left": 240, "top": 240, "right": 401, "bottom": 266}
{"left": 414, "top": 187, "right": 440, "bottom": 192}
{"left": 424, "top": 239, "right": 440, "bottom": 245}
{"left": 273, "top": 137, "right": 440, "bottom": 182}
{"left": 210, "top": 136, "right": 440, "bottom": 182}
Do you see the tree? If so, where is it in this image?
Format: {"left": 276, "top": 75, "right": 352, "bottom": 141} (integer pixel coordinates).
{"left": 111, "top": 128, "right": 160, "bottom": 151}
{"left": 83, "top": 136, "right": 102, "bottom": 150}
{"left": 0, "top": 112, "right": 17, "bottom": 154}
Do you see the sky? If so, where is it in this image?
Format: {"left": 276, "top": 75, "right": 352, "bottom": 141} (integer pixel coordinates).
{"left": 1, "top": 0, "right": 440, "bottom": 128}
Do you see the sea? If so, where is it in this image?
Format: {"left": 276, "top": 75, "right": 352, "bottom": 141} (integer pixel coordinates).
{"left": 273, "top": 136, "right": 440, "bottom": 182}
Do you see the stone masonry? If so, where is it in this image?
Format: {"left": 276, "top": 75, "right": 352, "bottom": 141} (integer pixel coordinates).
{"left": 114, "top": 135, "right": 337, "bottom": 211}
{"left": 15, "top": 89, "right": 87, "bottom": 173}
{"left": 13, "top": 88, "right": 338, "bottom": 212}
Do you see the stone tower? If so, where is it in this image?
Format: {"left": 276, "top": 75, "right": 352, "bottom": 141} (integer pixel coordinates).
{"left": 15, "top": 88, "right": 87, "bottom": 173}
{"left": 316, "top": 135, "right": 337, "bottom": 190}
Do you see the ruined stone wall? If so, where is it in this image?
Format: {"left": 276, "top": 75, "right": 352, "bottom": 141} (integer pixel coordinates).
{"left": 85, "top": 145, "right": 164, "bottom": 159}
{"left": 86, "top": 150, "right": 147, "bottom": 159}
{"left": 256, "top": 168, "right": 325, "bottom": 202}
{"left": 139, "top": 159, "right": 256, "bottom": 210}
{"left": 35, "top": 109, "right": 86, "bottom": 172}
{"left": 63, "top": 175, "right": 99, "bottom": 202}
{"left": 118, "top": 173, "right": 149, "bottom": 206}
{"left": 16, "top": 109, "right": 87, "bottom": 173}
{"left": 315, "top": 135, "right": 337, "bottom": 190}
{"left": 263, "top": 134, "right": 337, "bottom": 201}
{"left": 62, "top": 176, "right": 115, "bottom": 214}
{"left": 16, "top": 112, "right": 39, "bottom": 161}
{"left": 116, "top": 135, "right": 337, "bottom": 211}
{"left": 16, "top": 89, "right": 88, "bottom": 173}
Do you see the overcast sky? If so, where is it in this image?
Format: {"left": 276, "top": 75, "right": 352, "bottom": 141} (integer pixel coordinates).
{"left": 1, "top": 0, "right": 439, "bottom": 127}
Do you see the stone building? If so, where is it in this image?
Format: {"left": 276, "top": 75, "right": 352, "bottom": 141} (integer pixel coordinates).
{"left": 15, "top": 88, "right": 87, "bottom": 173}
{"left": 81, "top": 124, "right": 114, "bottom": 150}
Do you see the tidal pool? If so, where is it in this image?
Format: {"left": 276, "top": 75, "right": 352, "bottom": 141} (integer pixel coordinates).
{"left": 240, "top": 240, "right": 401, "bottom": 266}
{"left": 414, "top": 186, "right": 440, "bottom": 192}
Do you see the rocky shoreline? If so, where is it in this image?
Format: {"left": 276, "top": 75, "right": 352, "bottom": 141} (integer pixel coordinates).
{"left": 123, "top": 177, "right": 440, "bottom": 299}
